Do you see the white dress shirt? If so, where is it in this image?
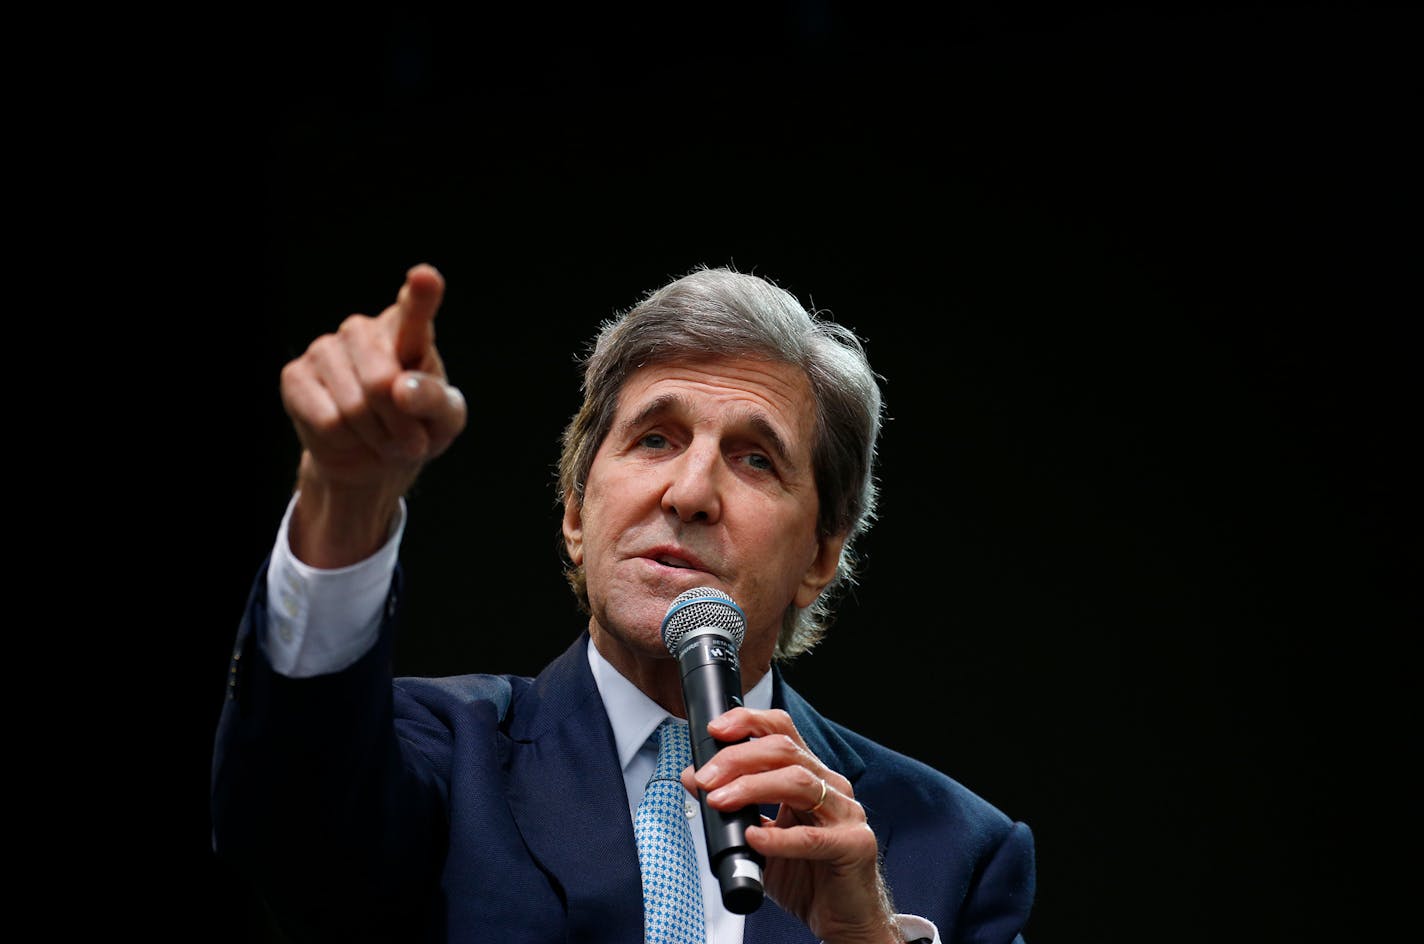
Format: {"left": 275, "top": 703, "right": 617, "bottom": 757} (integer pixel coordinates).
{"left": 588, "top": 629, "right": 773, "bottom": 944}
{"left": 259, "top": 495, "right": 939, "bottom": 943}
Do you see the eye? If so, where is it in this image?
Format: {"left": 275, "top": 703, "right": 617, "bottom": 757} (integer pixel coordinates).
{"left": 638, "top": 433, "right": 670, "bottom": 450}
{"left": 743, "top": 453, "right": 774, "bottom": 472}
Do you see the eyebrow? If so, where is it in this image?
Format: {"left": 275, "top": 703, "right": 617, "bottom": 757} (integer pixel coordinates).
{"left": 617, "top": 393, "right": 800, "bottom": 472}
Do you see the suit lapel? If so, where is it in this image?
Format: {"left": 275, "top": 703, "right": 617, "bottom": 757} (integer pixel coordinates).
{"left": 504, "top": 634, "right": 645, "bottom": 942}
{"left": 775, "top": 675, "right": 868, "bottom": 787}
{"left": 501, "top": 645, "right": 880, "bottom": 944}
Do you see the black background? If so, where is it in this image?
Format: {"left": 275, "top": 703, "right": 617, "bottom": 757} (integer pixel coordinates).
{"left": 146, "top": 3, "right": 1418, "bottom": 941}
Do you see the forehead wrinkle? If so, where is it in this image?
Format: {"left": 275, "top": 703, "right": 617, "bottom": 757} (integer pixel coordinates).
{"left": 613, "top": 390, "right": 803, "bottom": 474}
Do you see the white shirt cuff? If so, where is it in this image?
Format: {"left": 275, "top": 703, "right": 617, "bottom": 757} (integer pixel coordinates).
{"left": 261, "top": 493, "right": 406, "bottom": 677}
{"left": 818, "top": 915, "right": 938, "bottom": 944}
{"left": 893, "top": 913, "right": 940, "bottom": 943}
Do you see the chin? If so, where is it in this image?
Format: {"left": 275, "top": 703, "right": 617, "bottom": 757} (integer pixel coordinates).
{"left": 589, "top": 590, "right": 676, "bottom": 659}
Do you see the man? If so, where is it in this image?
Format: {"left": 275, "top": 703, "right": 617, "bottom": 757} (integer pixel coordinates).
{"left": 212, "top": 263, "right": 1035, "bottom": 943}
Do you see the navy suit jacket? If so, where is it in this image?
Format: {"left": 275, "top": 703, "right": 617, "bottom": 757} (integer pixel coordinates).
{"left": 212, "top": 564, "right": 1034, "bottom": 942}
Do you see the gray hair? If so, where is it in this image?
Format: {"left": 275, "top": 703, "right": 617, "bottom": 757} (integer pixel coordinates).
{"left": 558, "top": 266, "right": 884, "bottom": 660}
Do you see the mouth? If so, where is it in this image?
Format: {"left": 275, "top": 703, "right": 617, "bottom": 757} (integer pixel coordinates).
{"left": 641, "top": 546, "right": 709, "bottom": 573}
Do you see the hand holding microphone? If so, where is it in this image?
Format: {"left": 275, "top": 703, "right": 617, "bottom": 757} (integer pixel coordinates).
{"left": 660, "top": 587, "right": 766, "bottom": 915}
{"left": 662, "top": 589, "right": 899, "bottom": 940}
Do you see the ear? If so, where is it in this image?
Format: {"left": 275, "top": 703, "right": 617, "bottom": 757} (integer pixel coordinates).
{"left": 793, "top": 532, "right": 847, "bottom": 610}
{"left": 561, "top": 491, "right": 584, "bottom": 565}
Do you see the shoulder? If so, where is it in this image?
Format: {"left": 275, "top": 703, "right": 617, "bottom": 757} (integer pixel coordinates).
{"left": 391, "top": 670, "right": 539, "bottom": 736}
{"left": 794, "top": 700, "right": 1036, "bottom": 936}
{"left": 778, "top": 677, "right": 1025, "bottom": 858}
{"left": 832, "top": 717, "right": 1019, "bottom": 847}
{"left": 387, "top": 672, "right": 534, "bottom": 776}
{"left": 387, "top": 633, "right": 599, "bottom": 759}
{"left": 394, "top": 671, "right": 528, "bottom": 715}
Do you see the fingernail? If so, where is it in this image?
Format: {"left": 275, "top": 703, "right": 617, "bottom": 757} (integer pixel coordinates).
{"left": 695, "top": 764, "right": 719, "bottom": 787}
{"left": 445, "top": 384, "right": 465, "bottom": 409}
{"left": 403, "top": 376, "right": 420, "bottom": 391}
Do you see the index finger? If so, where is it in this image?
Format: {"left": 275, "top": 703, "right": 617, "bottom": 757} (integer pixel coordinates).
{"left": 386, "top": 263, "right": 446, "bottom": 368}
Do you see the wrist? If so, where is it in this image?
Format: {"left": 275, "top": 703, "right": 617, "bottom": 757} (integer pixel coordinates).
{"left": 821, "top": 905, "right": 902, "bottom": 944}
{"left": 289, "top": 458, "right": 407, "bottom": 568}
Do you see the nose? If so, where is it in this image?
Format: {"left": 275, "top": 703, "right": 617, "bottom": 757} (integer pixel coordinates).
{"left": 661, "top": 442, "right": 723, "bottom": 524}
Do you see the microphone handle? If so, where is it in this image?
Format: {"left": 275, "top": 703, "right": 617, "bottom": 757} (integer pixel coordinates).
{"left": 677, "top": 632, "right": 766, "bottom": 914}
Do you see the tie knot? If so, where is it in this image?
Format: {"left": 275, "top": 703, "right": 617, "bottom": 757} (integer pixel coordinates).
{"left": 652, "top": 718, "right": 692, "bottom": 781}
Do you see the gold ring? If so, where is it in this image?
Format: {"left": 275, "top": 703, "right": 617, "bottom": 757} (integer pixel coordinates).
{"left": 806, "top": 777, "right": 828, "bottom": 813}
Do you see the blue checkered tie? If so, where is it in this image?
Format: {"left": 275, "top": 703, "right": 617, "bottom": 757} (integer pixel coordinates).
{"left": 635, "top": 718, "right": 705, "bottom": 944}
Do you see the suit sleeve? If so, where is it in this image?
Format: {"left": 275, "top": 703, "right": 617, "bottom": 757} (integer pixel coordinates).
{"left": 955, "top": 820, "right": 1036, "bottom": 944}
{"left": 211, "top": 558, "right": 450, "bottom": 941}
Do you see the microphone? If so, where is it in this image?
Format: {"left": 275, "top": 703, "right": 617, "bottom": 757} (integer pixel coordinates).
{"left": 660, "top": 587, "right": 766, "bottom": 915}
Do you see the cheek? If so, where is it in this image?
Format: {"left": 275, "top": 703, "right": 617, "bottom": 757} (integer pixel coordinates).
{"left": 744, "top": 519, "right": 816, "bottom": 591}
{"left": 577, "top": 478, "right": 640, "bottom": 562}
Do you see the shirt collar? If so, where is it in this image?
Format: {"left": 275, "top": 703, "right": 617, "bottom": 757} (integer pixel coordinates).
{"left": 587, "top": 637, "right": 775, "bottom": 774}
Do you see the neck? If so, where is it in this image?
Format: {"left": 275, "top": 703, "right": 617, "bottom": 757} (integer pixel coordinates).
{"left": 588, "top": 623, "right": 769, "bottom": 718}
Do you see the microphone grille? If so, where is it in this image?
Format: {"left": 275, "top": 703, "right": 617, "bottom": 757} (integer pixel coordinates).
{"left": 660, "top": 587, "right": 747, "bottom": 655}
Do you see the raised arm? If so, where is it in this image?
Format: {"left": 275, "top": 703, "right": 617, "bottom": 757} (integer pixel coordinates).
{"left": 280, "top": 263, "right": 467, "bottom": 567}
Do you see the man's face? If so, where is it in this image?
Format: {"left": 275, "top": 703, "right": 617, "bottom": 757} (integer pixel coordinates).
{"left": 562, "top": 356, "right": 844, "bottom": 673}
